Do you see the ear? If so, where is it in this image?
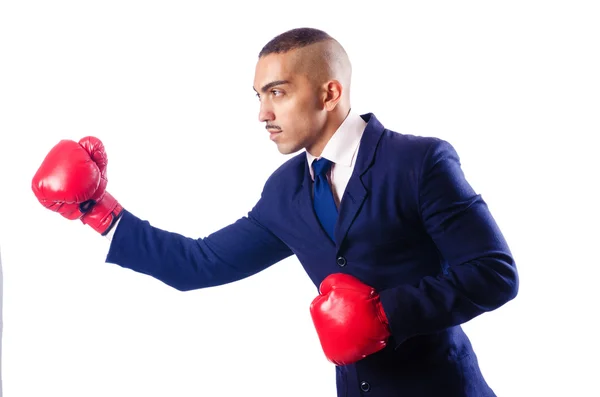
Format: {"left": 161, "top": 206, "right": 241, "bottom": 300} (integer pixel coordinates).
{"left": 322, "top": 80, "right": 343, "bottom": 111}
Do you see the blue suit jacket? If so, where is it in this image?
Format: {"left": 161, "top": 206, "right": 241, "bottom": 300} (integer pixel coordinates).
{"left": 106, "top": 113, "right": 519, "bottom": 396}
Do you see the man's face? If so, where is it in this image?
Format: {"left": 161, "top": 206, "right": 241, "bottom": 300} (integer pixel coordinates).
{"left": 253, "top": 51, "right": 326, "bottom": 155}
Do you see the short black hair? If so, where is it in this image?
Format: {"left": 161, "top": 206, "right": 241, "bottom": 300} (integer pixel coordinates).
{"left": 258, "top": 27, "right": 333, "bottom": 58}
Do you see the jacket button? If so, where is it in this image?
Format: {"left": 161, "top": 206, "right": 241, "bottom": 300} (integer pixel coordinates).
{"left": 336, "top": 256, "right": 347, "bottom": 267}
{"left": 360, "top": 381, "right": 371, "bottom": 392}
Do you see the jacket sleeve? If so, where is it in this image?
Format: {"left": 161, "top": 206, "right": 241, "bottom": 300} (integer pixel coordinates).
{"left": 378, "top": 138, "right": 519, "bottom": 347}
{"left": 105, "top": 195, "right": 294, "bottom": 291}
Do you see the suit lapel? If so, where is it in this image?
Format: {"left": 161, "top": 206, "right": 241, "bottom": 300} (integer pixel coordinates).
{"left": 293, "top": 113, "right": 386, "bottom": 247}
{"left": 334, "top": 113, "right": 385, "bottom": 247}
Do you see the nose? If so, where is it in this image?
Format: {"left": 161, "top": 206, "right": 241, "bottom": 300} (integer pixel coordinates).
{"left": 258, "top": 101, "right": 275, "bottom": 123}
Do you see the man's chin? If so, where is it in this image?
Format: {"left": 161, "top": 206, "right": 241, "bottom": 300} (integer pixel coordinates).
{"left": 275, "top": 142, "right": 302, "bottom": 155}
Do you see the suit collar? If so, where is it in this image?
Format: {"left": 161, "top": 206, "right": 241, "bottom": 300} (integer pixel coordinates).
{"left": 305, "top": 110, "right": 366, "bottom": 179}
{"left": 299, "top": 112, "right": 385, "bottom": 187}
{"left": 295, "top": 112, "right": 386, "bottom": 248}
{"left": 333, "top": 112, "right": 384, "bottom": 245}
{"left": 353, "top": 113, "right": 385, "bottom": 177}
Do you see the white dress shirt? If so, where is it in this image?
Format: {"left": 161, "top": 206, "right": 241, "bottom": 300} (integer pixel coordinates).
{"left": 305, "top": 110, "right": 367, "bottom": 207}
{"left": 106, "top": 111, "right": 367, "bottom": 241}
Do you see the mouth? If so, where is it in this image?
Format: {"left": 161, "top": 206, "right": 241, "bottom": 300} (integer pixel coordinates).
{"left": 266, "top": 127, "right": 282, "bottom": 140}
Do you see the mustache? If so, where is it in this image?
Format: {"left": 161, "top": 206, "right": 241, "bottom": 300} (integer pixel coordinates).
{"left": 265, "top": 124, "right": 282, "bottom": 131}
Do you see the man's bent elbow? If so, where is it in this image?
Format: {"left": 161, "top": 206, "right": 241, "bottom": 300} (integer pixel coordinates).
{"left": 485, "top": 255, "right": 519, "bottom": 311}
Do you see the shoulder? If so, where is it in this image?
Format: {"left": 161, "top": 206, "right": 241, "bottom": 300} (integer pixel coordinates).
{"left": 377, "top": 126, "right": 459, "bottom": 168}
{"left": 261, "top": 151, "right": 306, "bottom": 194}
{"left": 247, "top": 151, "right": 306, "bottom": 222}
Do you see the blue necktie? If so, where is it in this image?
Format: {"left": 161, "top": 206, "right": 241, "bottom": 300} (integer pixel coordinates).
{"left": 312, "top": 158, "right": 338, "bottom": 242}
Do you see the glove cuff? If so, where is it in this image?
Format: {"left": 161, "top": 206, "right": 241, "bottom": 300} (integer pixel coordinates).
{"left": 80, "top": 192, "right": 123, "bottom": 235}
{"left": 375, "top": 298, "right": 391, "bottom": 331}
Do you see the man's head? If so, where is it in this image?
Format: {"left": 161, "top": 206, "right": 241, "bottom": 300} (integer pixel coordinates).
{"left": 253, "top": 27, "right": 352, "bottom": 156}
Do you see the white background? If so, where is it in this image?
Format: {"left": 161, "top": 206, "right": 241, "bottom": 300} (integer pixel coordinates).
{"left": 1, "top": 1, "right": 599, "bottom": 396}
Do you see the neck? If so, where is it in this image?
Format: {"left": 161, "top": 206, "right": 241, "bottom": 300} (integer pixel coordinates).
{"left": 307, "top": 105, "right": 350, "bottom": 157}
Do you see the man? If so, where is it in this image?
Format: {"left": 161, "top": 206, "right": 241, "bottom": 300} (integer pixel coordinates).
{"left": 31, "top": 27, "right": 519, "bottom": 396}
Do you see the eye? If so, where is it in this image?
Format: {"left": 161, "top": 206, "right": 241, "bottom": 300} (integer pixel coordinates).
{"left": 271, "top": 89, "right": 283, "bottom": 96}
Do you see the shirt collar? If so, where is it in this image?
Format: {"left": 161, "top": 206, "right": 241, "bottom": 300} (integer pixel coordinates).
{"left": 306, "top": 110, "right": 367, "bottom": 179}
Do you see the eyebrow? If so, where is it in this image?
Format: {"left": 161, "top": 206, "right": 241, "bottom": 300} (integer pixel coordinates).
{"left": 254, "top": 80, "right": 290, "bottom": 93}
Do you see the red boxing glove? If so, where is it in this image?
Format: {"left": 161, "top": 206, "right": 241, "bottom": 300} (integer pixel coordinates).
{"left": 310, "top": 273, "right": 391, "bottom": 366}
{"left": 31, "top": 136, "right": 123, "bottom": 235}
